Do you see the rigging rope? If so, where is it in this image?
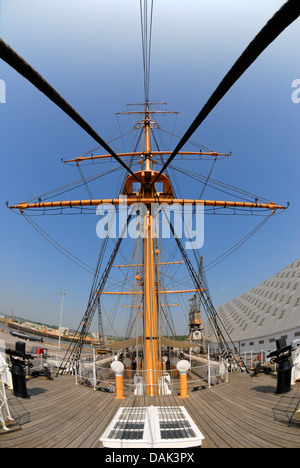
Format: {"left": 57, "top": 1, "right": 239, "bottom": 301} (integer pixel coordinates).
{"left": 153, "top": 0, "right": 300, "bottom": 181}
{"left": 24, "top": 167, "right": 122, "bottom": 204}
{"left": 170, "top": 164, "right": 273, "bottom": 205}
{"left": 76, "top": 163, "right": 94, "bottom": 200}
{"left": 204, "top": 212, "right": 275, "bottom": 272}
{"left": 199, "top": 156, "right": 217, "bottom": 200}
{"left": 0, "top": 38, "right": 142, "bottom": 183}
{"left": 22, "top": 213, "right": 96, "bottom": 275}
{"left": 140, "top": 0, "right": 154, "bottom": 101}
{"left": 157, "top": 126, "right": 215, "bottom": 154}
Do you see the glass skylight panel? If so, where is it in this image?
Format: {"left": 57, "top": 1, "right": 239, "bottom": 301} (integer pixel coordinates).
{"left": 100, "top": 406, "right": 205, "bottom": 448}
{"left": 108, "top": 407, "right": 146, "bottom": 441}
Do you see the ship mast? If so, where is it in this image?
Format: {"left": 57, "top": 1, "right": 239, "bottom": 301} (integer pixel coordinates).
{"left": 143, "top": 211, "right": 159, "bottom": 395}
{"left": 8, "top": 104, "right": 288, "bottom": 381}
{"left": 141, "top": 101, "right": 159, "bottom": 395}
{"left": 5, "top": 1, "right": 295, "bottom": 381}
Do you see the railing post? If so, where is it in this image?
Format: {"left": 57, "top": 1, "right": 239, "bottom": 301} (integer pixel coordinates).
{"left": 0, "top": 362, "right": 14, "bottom": 431}
{"left": 171, "top": 357, "right": 179, "bottom": 377}
{"left": 208, "top": 345, "right": 211, "bottom": 389}
{"left": 92, "top": 348, "right": 97, "bottom": 391}
{"left": 124, "top": 357, "right": 131, "bottom": 378}
{"left": 162, "top": 356, "right": 168, "bottom": 374}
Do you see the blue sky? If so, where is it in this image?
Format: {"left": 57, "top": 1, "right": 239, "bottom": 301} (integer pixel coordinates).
{"left": 0, "top": 0, "right": 299, "bottom": 333}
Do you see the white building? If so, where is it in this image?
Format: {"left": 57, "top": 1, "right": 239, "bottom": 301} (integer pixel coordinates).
{"left": 205, "top": 258, "right": 300, "bottom": 355}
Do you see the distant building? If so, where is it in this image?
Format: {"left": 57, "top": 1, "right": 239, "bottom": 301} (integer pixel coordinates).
{"left": 205, "top": 258, "right": 300, "bottom": 354}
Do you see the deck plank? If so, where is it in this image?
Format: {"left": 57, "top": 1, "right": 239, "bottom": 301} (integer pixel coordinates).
{"left": 0, "top": 372, "right": 299, "bottom": 449}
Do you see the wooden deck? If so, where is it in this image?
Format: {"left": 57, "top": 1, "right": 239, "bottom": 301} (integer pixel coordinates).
{"left": 1, "top": 372, "right": 299, "bottom": 448}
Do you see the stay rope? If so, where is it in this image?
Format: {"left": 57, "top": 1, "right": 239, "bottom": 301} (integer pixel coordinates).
{"left": 140, "top": 0, "right": 154, "bottom": 101}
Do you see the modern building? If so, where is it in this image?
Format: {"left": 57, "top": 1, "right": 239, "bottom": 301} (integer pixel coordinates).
{"left": 205, "top": 258, "right": 300, "bottom": 355}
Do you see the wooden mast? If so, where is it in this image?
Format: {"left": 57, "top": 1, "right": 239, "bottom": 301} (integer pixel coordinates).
{"left": 144, "top": 211, "right": 159, "bottom": 395}
{"left": 143, "top": 101, "right": 159, "bottom": 396}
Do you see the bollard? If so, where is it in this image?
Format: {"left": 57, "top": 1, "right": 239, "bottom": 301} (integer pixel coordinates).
{"left": 177, "top": 360, "right": 191, "bottom": 399}
{"left": 111, "top": 361, "right": 125, "bottom": 400}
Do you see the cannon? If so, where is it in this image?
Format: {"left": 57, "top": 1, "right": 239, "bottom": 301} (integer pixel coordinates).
{"left": 5, "top": 342, "right": 34, "bottom": 398}
{"left": 267, "top": 338, "right": 294, "bottom": 394}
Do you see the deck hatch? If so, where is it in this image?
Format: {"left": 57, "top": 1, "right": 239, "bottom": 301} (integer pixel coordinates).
{"left": 100, "top": 405, "right": 205, "bottom": 448}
